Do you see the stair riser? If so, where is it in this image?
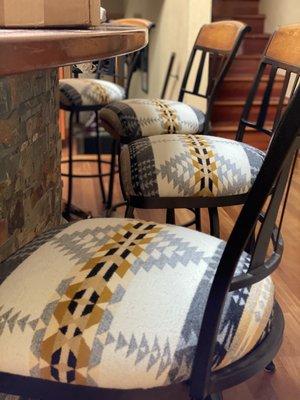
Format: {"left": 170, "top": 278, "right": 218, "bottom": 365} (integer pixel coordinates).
{"left": 217, "top": 80, "right": 284, "bottom": 99}
{"left": 215, "top": 17, "right": 265, "bottom": 33}
{"left": 212, "top": 130, "right": 269, "bottom": 150}
{"left": 212, "top": 104, "right": 281, "bottom": 122}
{"left": 213, "top": 1, "right": 260, "bottom": 17}
{"left": 239, "top": 17, "right": 265, "bottom": 33}
{"left": 229, "top": 58, "right": 261, "bottom": 74}
{"left": 243, "top": 36, "right": 269, "bottom": 54}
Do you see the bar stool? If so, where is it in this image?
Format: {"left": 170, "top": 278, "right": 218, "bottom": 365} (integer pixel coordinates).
{"left": 1, "top": 85, "right": 299, "bottom": 400}
{"left": 100, "top": 23, "right": 300, "bottom": 237}
{"left": 60, "top": 19, "right": 155, "bottom": 220}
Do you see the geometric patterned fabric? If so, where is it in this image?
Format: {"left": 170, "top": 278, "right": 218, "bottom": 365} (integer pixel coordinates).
{"left": 120, "top": 134, "right": 265, "bottom": 198}
{"left": 59, "top": 79, "right": 125, "bottom": 108}
{"left": 99, "top": 99, "right": 206, "bottom": 143}
{"left": 0, "top": 219, "right": 274, "bottom": 390}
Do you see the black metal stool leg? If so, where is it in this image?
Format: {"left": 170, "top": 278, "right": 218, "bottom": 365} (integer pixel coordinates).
{"left": 265, "top": 361, "right": 276, "bottom": 373}
{"left": 166, "top": 209, "right": 176, "bottom": 224}
{"left": 245, "top": 231, "right": 256, "bottom": 254}
{"left": 65, "top": 110, "right": 75, "bottom": 217}
{"left": 106, "top": 139, "right": 118, "bottom": 211}
{"left": 208, "top": 207, "right": 220, "bottom": 238}
{"left": 195, "top": 208, "right": 202, "bottom": 231}
{"left": 204, "top": 393, "right": 223, "bottom": 400}
{"left": 125, "top": 205, "right": 135, "bottom": 218}
{"left": 95, "top": 110, "right": 107, "bottom": 205}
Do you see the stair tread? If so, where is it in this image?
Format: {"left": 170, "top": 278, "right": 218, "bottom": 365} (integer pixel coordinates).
{"left": 215, "top": 98, "right": 288, "bottom": 105}
{"left": 216, "top": 14, "right": 265, "bottom": 19}
{"left": 224, "top": 74, "right": 285, "bottom": 82}
{"left": 237, "top": 54, "right": 262, "bottom": 59}
{"left": 212, "top": 123, "right": 274, "bottom": 131}
{"left": 245, "top": 33, "right": 270, "bottom": 38}
{"left": 213, "top": 122, "right": 273, "bottom": 127}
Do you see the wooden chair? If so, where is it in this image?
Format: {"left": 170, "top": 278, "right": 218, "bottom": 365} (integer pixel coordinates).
{"left": 0, "top": 84, "right": 299, "bottom": 400}
{"left": 60, "top": 18, "right": 155, "bottom": 220}
{"left": 102, "top": 24, "right": 300, "bottom": 236}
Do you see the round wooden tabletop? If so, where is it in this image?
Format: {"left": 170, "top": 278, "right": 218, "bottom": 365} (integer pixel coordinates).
{"left": 0, "top": 24, "right": 148, "bottom": 76}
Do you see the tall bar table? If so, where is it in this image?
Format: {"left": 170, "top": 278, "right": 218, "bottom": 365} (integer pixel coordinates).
{"left": 0, "top": 24, "right": 148, "bottom": 262}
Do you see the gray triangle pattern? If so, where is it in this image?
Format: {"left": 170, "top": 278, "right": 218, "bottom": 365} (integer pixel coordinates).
{"left": 17, "top": 315, "right": 30, "bottom": 332}
{"left": 126, "top": 334, "right": 138, "bottom": 358}
{"left": 115, "top": 332, "right": 128, "bottom": 351}
{"left": 0, "top": 308, "right": 13, "bottom": 322}
{"left": 0, "top": 307, "right": 39, "bottom": 335}
{"left": 29, "top": 318, "right": 39, "bottom": 331}
{"left": 131, "top": 231, "right": 204, "bottom": 274}
{"left": 89, "top": 338, "right": 104, "bottom": 368}
{"left": 147, "top": 336, "right": 161, "bottom": 371}
{"left": 30, "top": 328, "right": 46, "bottom": 358}
{"left": 158, "top": 152, "right": 195, "bottom": 196}
{"left": 56, "top": 277, "right": 75, "bottom": 296}
{"left": 7, "top": 311, "right": 21, "bottom": 333}
{"left": 0, "top": 321, "right": 6, "bottom": 336}
{"left": 109, "top": 285, "right": 125, "bottom": 305}
{"left": 50, "top": 225, "right": 124, "bottom": 265}
{"left": 40, "top": 300, "right": 58, "bottom": 326}
{"left": 156, "top": 339, "right": 172, "bottom": 378}
{"left": 135, "top": 334, "right": 150, "bottom": 365}
{"left": 30, "top": 364, "right": 40, "bottom": 378}
{"left": 105, "top": 332, "right": 115, "bottom": 346}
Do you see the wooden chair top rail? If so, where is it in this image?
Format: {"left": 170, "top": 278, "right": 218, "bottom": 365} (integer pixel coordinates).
{"left": 196, "top": 20, "right": 247, "bottom": 52}
{"left": 112, "top": 18, "right": 155, "bottom": 30}
{"left": 265, "top": 24, "right": 300, "bottom": 67}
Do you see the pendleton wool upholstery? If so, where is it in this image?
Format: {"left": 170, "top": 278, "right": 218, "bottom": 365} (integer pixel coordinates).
{"left": 120, "top": 134, "right": 265, "bottom": 198}
{"left": 99, "top": 99, "right": 206, "bottom": 142}
{"left": 0, "top": 218, "right": 274, "bottom": 390}
{"left": 59, "top": 79, "right": 126, "bottom": 108}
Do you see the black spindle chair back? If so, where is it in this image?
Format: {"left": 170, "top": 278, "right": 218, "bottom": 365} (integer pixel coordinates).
{"left": 189, "top": 85, "right": 300, "bottom": 400}
{"left": 178, "top": 20, "right": 251, "bottom": 134}
{"left": 236, "top": 24, "right": 300, "bottom": 142}
{"left": 95, "top": 52, "right": 140, "bottom": 98}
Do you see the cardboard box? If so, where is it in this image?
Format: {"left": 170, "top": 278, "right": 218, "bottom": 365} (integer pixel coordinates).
{"left": 0, "top": 0, "right": 101, "bottom": 27}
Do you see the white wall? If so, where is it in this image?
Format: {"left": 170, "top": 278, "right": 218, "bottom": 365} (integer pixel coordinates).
{"left": 101, "top": 0, "right": 125, "bottom": 18}
{"left": 123, "top": 0, "right": 212, "bottom": 102}
{"left": 260, "top": 0, "right": 300, "bottom": 33}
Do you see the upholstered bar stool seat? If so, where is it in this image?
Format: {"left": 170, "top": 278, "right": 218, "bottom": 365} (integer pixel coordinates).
{"left": 100, "top": 99, "right": 206, "bottom": 142}
{"left": 60, "top": 79, "right": 126, "bottom": 109}
{"left": 120, "top": 134, "right": 265, "bottom": 198}
{"left": 0, "top": 218, "right": 273, "bottom": 390}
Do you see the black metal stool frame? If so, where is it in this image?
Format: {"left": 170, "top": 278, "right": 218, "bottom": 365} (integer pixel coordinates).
{"left": 109, "top": 21, "right": 250, "bottom": 226}
{"left": 61, "top": 50, "right": 142, "bottom": 220}
{"left": 62, "top": 19, "right": 156, "bottom": 220}
{"left": 1, "top": 82, "right": 300, "bottom": 400}
{"left": 104, "top": 22, "right": 250, "bottom": 221}
{"left": 123, "top": 28, "right": 300, "bottom": 237}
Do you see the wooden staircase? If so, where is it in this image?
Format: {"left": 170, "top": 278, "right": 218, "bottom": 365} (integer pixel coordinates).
{"left": 212, "top": 0, "right": 278, "bottom": 149}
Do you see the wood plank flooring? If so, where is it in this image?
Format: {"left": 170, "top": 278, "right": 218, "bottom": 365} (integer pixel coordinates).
{"left": 62, "top": 155, "right": 300, "bottom": 400}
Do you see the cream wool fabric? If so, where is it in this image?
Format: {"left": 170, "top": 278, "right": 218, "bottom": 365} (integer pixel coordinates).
{"left": 120, "top": 134, "right": 265, "bottom": 198}
{"left": 0, "top": 218, "right": 274, "bottom": 390}
{"left": 59, "top": 79, "right": 125, "bottom": 107}
{"left": 99, "top": 99, "right": 206, "bottom": 142}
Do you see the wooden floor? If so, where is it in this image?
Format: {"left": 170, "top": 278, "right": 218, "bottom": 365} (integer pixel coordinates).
{"left": 62, "top": 155, "right": 300, "bottom": 400}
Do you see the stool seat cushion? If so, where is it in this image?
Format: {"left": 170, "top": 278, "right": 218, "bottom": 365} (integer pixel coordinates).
{"left": 99, "top": 99, "right": 206, "bottom": 142}
{"left": 120, "top": 134, "right": 265, "bottom": 198}
{"left": 59, "top": 79, "right": 126, "bottom": 108}
{"left": 0, "top": 219, "right": 273, "bottom": 390}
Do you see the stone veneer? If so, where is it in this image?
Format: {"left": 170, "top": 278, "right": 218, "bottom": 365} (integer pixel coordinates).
{"left": 0, "top": 69, "right": 62, "bottom": 263}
